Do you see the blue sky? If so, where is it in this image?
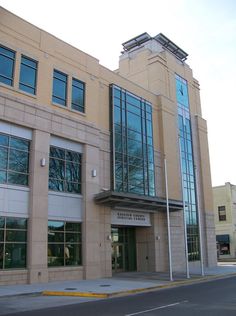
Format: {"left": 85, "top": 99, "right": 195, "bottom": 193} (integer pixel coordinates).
{"left": 1, "top": 0, "right": 236, "bottom": 186}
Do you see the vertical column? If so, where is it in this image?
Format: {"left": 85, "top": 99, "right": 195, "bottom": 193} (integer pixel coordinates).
{"left": 28, "top": 130, "right": 50, "bottom": 283}
{"left": 83, "top": 144, "right": 103, "bottom": 279}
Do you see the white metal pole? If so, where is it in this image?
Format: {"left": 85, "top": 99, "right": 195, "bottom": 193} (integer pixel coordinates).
{"left": 194, "top": 166, "right": 205, "bottom": 276}
{"left": 164, "top": 158, "right": 173, "bottom": 281}
{"left": 178, "top": 138, "right": 190, "bottom": 279}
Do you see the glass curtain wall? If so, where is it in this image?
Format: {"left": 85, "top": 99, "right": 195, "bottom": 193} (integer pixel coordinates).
{"left": 110, "top": 84, "right": 155, "bottom": 196}
{"left": 176, "top": 74, "right": 200, "bottom": 261}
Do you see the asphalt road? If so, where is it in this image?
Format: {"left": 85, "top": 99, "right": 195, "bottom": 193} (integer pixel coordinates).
{"left": 2, "top": 276, "right": 236, "bottom": 316}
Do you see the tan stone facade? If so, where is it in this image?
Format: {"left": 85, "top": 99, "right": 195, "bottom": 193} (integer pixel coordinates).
{"left": 213, "top": 183, "right": 236, "bottom": 259}
{"left": 0, "top": 7, "right": 216, "bottom": 285}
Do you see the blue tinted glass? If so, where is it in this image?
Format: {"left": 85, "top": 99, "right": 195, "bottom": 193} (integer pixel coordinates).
{"left": 0, "top": 171, "right": 7, "bottom": 184}
{"left": 8, "top": 172, "right": 28, "bottom": 185}
{"left": 0, "top": 147, "right": 8, "bottom": 169}
{"left": 53, "top": 78, "right": 66, "bottom": 98}
{"left": 21, "top": 56, "right": 37, "bottom": 68}
{"left": 127, "top": 103, "right": 141, "bottom": 115}
{"left": 10, "top": 137, "right": 29, "bottom": 151}
{"left": 54, "top": 70, "right": 67, "bottom": 82}
{"left": 72, "top": 83, "right": 84, "bottom": 112}
{"left": 0, "top": 46, "right": 15, "bottom": 58}
{"left": 176, "top": 78, "right": 189, "bottom": 108}
{"left": 0, "top": 55, "right": 14, "bottom": 78}
{"left": 114, "top": 106, "right": 121, "bottom": 125}
{"left": 49, "top": 158, "right": 65, "bottom": 179}
{"left": 19, "top": 59, "right": 37, "bottom": 94}
{"left": 66, "top": 162, "right": 80, "bottom": 182}
{"left": 72, "top": 78, "right": 84, "bottom": 88}
{"left": 0, "top": 54, "right": 14, "bottom": 85}
{"left": 9, "top": 149, "right": 29, "bottom": 173}
{"left": 50, "top": 147, "right": 65, "bottom": 159}
{"left": 126, "top": 95, "right": 141, "bottom": 108}
{"left": 114, "top": 88, "right": 121, "bottom": 99}
{"left": 0, "top": 134, "right": 8, "bottom": 146}
{"left": 53, "top": 70, "right": 67, "bottom": 105}
{"left": 112, "top": 85, "right": 155, "bottom": 196}
{"left": 127, "top": 112, "right": 141, "bottom": 132}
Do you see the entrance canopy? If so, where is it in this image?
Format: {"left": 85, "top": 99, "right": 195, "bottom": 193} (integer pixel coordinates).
{"left": 94, "top": 191, "right": 183, "bottom": 212}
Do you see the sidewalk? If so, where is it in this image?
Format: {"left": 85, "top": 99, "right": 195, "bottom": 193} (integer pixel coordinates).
{"left": 1, "top": 263, "right": 236, "bottom": 299}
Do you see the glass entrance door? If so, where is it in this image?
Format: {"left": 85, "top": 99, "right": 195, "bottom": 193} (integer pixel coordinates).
{"left": 111, "top": 226, "right": 137, "bottom": 273}
{"left": 112, "top": 244, "right": 125, "bottom": 272}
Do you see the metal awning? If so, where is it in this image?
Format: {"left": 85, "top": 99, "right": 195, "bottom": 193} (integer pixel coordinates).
{"left": 94, "top": 191, "right": 183, "bottom": 212}
{"left": 216, "top": 234, "right": 230, "bottom": 243}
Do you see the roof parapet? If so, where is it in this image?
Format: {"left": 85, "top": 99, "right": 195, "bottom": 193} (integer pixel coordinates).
{"left": 122, "top": 32, "right": 188, "bottom": 62}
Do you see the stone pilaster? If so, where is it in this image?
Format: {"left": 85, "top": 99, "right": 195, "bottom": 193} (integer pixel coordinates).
{"left": 28, "top": 130, "right": 50, "bottom": 283}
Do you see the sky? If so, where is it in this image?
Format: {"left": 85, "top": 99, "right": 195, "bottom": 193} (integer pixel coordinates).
{"left": 0, "top": 0, "right": 236, "bottom": 186}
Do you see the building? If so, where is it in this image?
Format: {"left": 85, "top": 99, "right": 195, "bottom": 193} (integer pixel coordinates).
{"left": 213, "top": 182, "right": 236, "bottom": 259}
{"left": 0, "top": 7, "right": 217, "bottom": 285}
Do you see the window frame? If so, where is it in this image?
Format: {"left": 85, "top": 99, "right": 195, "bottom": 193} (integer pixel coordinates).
{"left": 48, "top": 145, "right": 82, "bottom": 194}
{"left": 0, "top": 133, "right": 30, "bottom": 186}
{"left": 218, "top": 205, "right": 226, "bottom": 221}
{"left": 0, "top": 45, "right": 15, "bottom": 86}
{"left": 0, "top": 216, "right": 27, "bottom": 270}
{"left": 48, "top": 220, "right": 82, "bottom": 267}
{"left": 19, "top": 55, "right": 38, "bottom": 95}
{"left": 71, "top": 77, "right": 85, "bottom": 113}
{"left": 111, "top": 84, "right": 155, "bottom": 197}
{"left": 52, "top": 69, "right": 68, "bottom": 106}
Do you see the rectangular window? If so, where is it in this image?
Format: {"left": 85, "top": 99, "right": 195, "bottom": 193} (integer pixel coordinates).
{"left": 19, "top": 55, "right": 37, "bottom": 95}
{"left": 0, "top": 45, "right": 15, "bottom": 86}
{"left": 0, "top": 217, "right": 27, "bottom": 269}
{"left": 48, "top": 220, "right": 82, "bottom": 267}
{"left": 49, "top": 146, "right": 82, "bottom": 194}
{"left": 111, "top": 85, "right": 155, "bottom": 196}
{"left": 0, "top": 133, "right": 30, "bottom": 186}
{"left": 52, "top": 70, "right": 67, "bottom": 106}
{"left": 71, "top": 78, "right": 85, "bottom": 113}
{"left": 218, "top": 206, "right": 226, "bottom": 221}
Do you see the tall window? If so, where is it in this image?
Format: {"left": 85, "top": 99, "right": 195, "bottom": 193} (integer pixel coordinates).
{"left": 71, "top": 78, "right": 85, "bottom": 113}
{"left": 48, "top": 221, "right": 82, "bottom": 267}
{"left": 0, "top": 217, "right": 27, "bottom": 269}
{"left": 0, "top": 45, "right": 15, "bottom": 86}
{"left": 19, "top": 55, "right": 37, "bottom": 95}
{"left": 52, "top": 70, "right": 67, "bottom": 106}
{"left": 111, "top": 84, "right": 155, "bottom": 196}
{"left": 218, "top": 206, "right": 226, "bottom": 221}
{"left": 49, "top": 146, "right": 82, "bottom": 194}
{"left": 0, "top": 133, "right": 30, "bottom": 186}
{"left": 176, "top": 74, "right": 200, "bottom": 261}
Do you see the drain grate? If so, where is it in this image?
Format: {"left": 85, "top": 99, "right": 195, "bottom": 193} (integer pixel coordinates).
{"left": 64, "top": 288, "right": 77, "bottom": 290}
{"left": 99, "top": 284, "right": 111, "bottom": 287}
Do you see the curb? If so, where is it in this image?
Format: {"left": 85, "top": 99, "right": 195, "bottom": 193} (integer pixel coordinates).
{"left": 42, "top": 273, "right": 236, "bottom": 298}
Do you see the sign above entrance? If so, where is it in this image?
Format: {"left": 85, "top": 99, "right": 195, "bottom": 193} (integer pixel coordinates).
{"left": 111, "top": 210, "right": 151, "bottom": 227}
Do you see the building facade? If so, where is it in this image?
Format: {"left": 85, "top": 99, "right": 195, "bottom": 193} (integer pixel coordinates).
{"left": 0, "top": 7, "right": 216, "bottom": 285}
{"left": 213, "top": 182, "right": 236, "bottom": 259}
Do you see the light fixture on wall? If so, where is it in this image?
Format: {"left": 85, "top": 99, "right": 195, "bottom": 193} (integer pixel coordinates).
{"left": 156, "top": 235, "right": 161, "bottom": 241}
{"left": 40, "top": 158, "right": 46, "bottom": 167}
{"left": 91, "top": 169, "right": 97, "bottom": 177}
{"left": 107, "top": 235, "right": 112, "bottom": 241}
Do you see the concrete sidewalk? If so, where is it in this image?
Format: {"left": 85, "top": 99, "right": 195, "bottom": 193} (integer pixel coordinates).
{"left": 1, "top": 263, "right": 236, "bottom": 299}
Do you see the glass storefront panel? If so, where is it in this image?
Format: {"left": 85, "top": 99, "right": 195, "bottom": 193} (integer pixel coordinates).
{"left": 111, "top": 85, "right": 155, "bottom": 197}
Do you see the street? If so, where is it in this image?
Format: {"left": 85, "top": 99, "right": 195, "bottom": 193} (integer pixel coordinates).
{"left": 1, "top": 276, "right": 236, "bottom": 315}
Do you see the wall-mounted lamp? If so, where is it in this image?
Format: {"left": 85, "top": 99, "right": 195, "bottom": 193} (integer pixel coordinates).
{"left": 91, "top": 169, "right": 97, "bottom": 177}
{"left": 107, "top": 235, "right": 112, "bottom": 241}
{"left": 156, "top": 235, "right": 161, "bottom": 241}
{"left": 40, "top": 158, "right": 46, "bottom": 167}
